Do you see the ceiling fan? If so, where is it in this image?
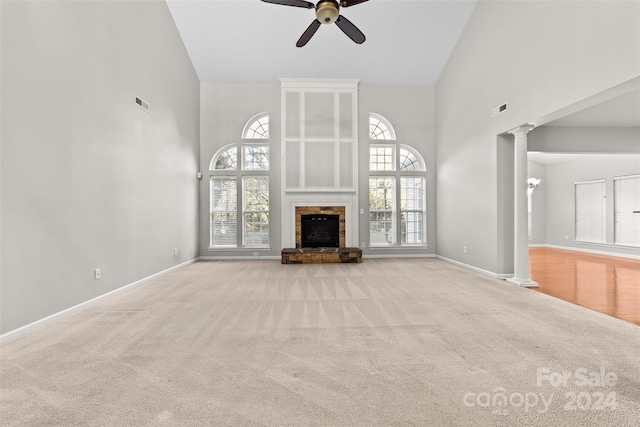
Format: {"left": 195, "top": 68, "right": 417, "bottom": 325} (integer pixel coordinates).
{"left": 261, "top": 0, "right": 369, "bottom": 47}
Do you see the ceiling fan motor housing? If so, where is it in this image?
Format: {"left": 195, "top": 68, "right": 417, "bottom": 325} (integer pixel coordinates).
{"left": 316, "top": 1, "right": 340, "bottom": 24}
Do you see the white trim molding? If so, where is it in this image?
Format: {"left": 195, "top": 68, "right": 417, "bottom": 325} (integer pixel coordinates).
{"left": 436, "top": 255, "right": 509, "bottom": 280}
{"left": 200, "top": 255, "right": 280, "bottom": 261}
{"left": 364, "top": 254, "right": 436, "bottom": 259}
{"left": 282, "top": 193, "right": 358, "bottom": 248}
{"left": 280, "top": 78, "right": 361, "bottom": 90}
{"left": 543, "top": 244, "right": 640, "bottom": 260}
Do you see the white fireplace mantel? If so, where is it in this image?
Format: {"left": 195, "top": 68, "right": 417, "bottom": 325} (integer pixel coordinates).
{"left": 282, "top": 193, "right": 358, "bottom": 249}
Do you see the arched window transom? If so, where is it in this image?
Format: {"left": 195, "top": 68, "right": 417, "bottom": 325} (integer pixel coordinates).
{"left": 211, "top": 146, "right": 238, "bottom": 170}
{"left": 243, "top": 113, "right": 270, "bottom": 139}
{"left": 369, "top": 113, "right": 396, "bottom": 140}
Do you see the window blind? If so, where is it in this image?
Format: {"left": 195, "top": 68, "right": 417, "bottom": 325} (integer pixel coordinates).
{"left": 243, "top": 177, "right": 269, "bottom": 247}
{"left": 210, "top": 177, "right": 237, "bottom": 247}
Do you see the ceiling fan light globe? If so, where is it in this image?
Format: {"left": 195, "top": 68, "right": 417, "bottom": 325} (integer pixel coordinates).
{"left": 316, "top": 2, "right": 339, "bottom": 24}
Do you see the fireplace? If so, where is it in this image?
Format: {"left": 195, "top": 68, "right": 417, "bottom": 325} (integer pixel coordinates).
{"left": 295, "top": 206, "right": 346, "bottom": 248}
{"left": 283, "top": 204, "right": 361, "bottom": 263}
{"left": 301, "top": 214, "right": 339, "bottom": 248}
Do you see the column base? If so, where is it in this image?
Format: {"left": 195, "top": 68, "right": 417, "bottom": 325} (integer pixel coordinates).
{"left": 506, "top": 277, "right": 539, "bottom": 288}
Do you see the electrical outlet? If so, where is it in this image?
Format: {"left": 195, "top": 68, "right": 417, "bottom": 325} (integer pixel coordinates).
{"left": 174, "top": 248, "right": 178, "bottom": 256}
{"left": 564, "top": 235, "right": 569, "bottom": 240}
{"left": 463, "top": 246, "right": 468, "bottom": 254}
{"left": 94, "top": 268, "right": 102, "bottom": 280}
{"left": 253, "top": 252, "right": 259, "bottom": 256}
{"left": 361, "top": 242, "right": 366, "bottom": 247}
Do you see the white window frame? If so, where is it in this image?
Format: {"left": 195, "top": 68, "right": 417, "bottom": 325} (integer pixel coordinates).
{"left": 400, "top": 176, "right": 426, "bottom": 245}
{"left": 210, "top": 147, "right": 270, "bottom": 248}
{"left": 242, "top": 176, "right": 270, "bottom": 248}
{"left": 369, "top": 176, "right": 396, "bottom": 245}
{"left": 368, "top": 142, "right": 426, "bottom": 248}
{"left": 242, "top": 143, "right": 270, "bottom": 171}
{"left": 369, "top": 144, "right": 396, "bottom": 171}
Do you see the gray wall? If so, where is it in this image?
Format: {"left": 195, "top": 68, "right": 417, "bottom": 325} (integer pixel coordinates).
{"left": 1, "top": 1, "right": 200, "bottom": 334}
{"left": 545, "top": 154, "right": 639, "bottom": 256}
{"left": 435, "top": 0, "right": 639, "bottom": 275}
{"left": 199, "top": 83, "right": 436, "bottom": 257}
{"left": 529, "top": 126, "right": 640, "bottom": 153}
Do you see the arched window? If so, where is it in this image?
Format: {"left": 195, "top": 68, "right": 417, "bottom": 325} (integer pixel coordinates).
{"left": 369, "top": 113, "right": 396, "bottom": 140}
{"left": 211, "top": 145, "right": 238, "bottom": 170}
{"left": 369, "top": 129, "right": 426, "bottom": 247}
{"left": 242, "top": 113, "right": 270, "bottom": 139}
{"left": 399, "top": 147, "right": 423, "bottom": 171}
{"left": 209, "top": 114, "right": 271, "bottom": 248}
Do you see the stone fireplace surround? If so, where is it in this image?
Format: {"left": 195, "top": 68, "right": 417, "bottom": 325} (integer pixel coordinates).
{"left": 295, "top": 206, "right": 345, "bottom": 248}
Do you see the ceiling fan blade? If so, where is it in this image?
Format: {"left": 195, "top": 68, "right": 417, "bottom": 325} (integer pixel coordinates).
{"left": 335, "top": 15, "right": 365, "bottom": 44}
{"left": 260, "top": 0, "right": 314, "bottom": 9}
{"left": 297, "top": 19, "right": 321, "bottom": 47}
{"left": 340, "top": 0, "right": 369, "bottom": 7}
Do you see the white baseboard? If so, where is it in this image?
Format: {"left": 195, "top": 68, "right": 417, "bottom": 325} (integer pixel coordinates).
{"left": 436, "top": 245, "right": 639, "bottom": 283}
{"left": 436, "top": 255, "right": 508, "bottom": 280}
{"left": 363, "top": 253, "right": 436, "bottom": 259}
{"left": 0, "top": 258, "right": 198, "bottom": 346}
{"left": 542, "top": 244, "right": 640, "bottom": 260}
{"left": 199, "top": 256, "right": 281, "bottom": 261}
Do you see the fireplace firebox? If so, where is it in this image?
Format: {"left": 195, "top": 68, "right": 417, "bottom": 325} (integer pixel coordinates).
{"left": 301, "top": 214, "right": 339, "bottom": 248}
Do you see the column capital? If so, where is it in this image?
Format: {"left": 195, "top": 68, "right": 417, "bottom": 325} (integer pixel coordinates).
{"left": 508, "top": 124, "right": 535, "bottom": 135}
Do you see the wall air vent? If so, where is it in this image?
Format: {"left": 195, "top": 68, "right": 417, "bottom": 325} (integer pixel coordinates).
{"left": 491, "top": 102, "right": 508, "bottom": 118}
{"left": 134, "top": 95, "right": 149, "bottom": 112}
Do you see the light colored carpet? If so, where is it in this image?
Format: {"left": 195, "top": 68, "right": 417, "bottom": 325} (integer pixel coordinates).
{"left": 1, "top": 258, "right": 639, "bottom": 426}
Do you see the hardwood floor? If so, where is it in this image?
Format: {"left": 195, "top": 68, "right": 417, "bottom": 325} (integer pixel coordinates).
{"left": 529, "top": 247, "right": 640, "bottom": 326}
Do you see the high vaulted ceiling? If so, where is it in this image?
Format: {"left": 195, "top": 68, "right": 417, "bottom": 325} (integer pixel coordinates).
{"left": 166, "top": 0, "right": 478, "bottom": 86}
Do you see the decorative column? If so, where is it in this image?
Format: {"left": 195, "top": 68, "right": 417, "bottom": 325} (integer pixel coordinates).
{"left": 507, "top": 125, "right": 538, "bottom": 287}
